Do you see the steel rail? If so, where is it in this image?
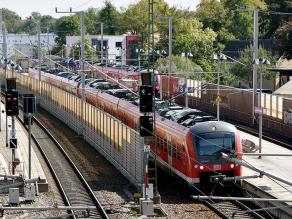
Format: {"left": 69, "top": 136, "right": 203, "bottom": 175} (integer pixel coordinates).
{"left": 17, "top": 106, "right": 108, "bottom": 219}
{"left": 192, "top": 185, "right": 264, "bottom": 219}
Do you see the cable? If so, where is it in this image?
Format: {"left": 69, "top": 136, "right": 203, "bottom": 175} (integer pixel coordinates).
{"left": 71, "top": 0, "right": 93, "bottom": 10}
{"left": 13, "top": 51, "right": 292, "bottom": 194}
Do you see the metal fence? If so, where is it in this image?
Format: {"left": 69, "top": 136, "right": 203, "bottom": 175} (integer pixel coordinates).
{"left": 162, "top": 77, "right": 292, "bottom": 138}
{"left": 2, "top": 70, "right": 145, "bottom": 188}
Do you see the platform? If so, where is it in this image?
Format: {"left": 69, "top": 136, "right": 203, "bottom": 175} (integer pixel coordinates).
{"left": 240, "top": 131, "right": 292, "bottom": 218}
{"left": 0, "top": 102, "right": 47, "bottom": 191}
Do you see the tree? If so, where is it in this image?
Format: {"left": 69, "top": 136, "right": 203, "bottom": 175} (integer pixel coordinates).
{"left": 1, "top": 8, "right": 22, "bottom": 33}
{"left": 262, "top": 0, "right": 292, "bottom": 38}
{"left": 19, "top": 13, "right": 56, "bottom": 34}
{"left": 195, "top": 0, "right": 235, "bottom": 49}
{"left": 121, "top": 0, "right": 171, "bottom": 44}
{"left": 172, "top": 18, "right": 217, "bottom": 71}
{"left": 275, "top": 21, "right": 292, "bottom": 58}
{"left": 222, "top": 0, "right": 267, "bottom": 40}
{"left": 229, "top": 46, "right": 277, "bottom": 87}
{"left": 85, "top": 8, "right": 100, "bottom": 34}
{"left": 52, "top": 15, "right": 80, "bottom": 55}
{"left": 40, "top": 15, "right": 56, "bottom": 33}
{"left": 99, "top": 1, "right": 121, "bottom": 35}
{"left": 72, "top": 38, "right": 95, "bottom": 61}
{"left": 154, "top": 55, "right": 202, "bottom": 78}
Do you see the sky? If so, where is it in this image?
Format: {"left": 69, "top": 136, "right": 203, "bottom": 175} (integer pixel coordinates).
{"left": 0, "top": 0, "right": 201, "bottom": 19}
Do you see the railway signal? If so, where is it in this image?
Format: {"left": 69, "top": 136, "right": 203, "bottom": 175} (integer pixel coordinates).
{"left": 6, "top": 78, "right": 16, "bottom": 90}
{"left": 5, "top": 90, "right": 19, "bottom": 116}
{"left": 139, "top": 116, "right": 153, "bottom": 137}
{"left": 139, "top": 85, "right": 153, "bottom": 113}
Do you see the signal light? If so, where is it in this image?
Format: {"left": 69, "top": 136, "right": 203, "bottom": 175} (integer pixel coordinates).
{"left": 6, "top": 78, "right": 16, "bottom": 90}
{"left": 139, "top": 116, "right": 153, "bottom": 137}
{"left": 5, "top": 90, "right": 19, "bottom": 116}
{"left": 139, "top": 85, "right": 153, "bottom": 112}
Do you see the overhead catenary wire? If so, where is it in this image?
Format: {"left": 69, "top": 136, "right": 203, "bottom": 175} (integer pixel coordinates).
{"left": 13, "top": 51, "right": 292, "bottom": 200}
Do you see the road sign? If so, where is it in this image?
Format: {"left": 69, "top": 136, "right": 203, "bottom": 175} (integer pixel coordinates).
{"left": 215, "top": 95, "right": 222, "bottom": 103}
{"left": 178, "top": 85, "right": 185, "bottom": 94}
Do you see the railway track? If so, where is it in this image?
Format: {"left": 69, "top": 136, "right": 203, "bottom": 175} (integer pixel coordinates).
{"left": 235, "top": 123, "right": 292, "bottom": 150}
{"left": 192, "top": 185, "right": 265, "bottom": 219}
{"left": 17, "top": 110, "right": 109, "bottom": 219}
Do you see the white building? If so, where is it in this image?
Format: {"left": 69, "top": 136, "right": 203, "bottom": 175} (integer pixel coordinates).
{"left": 66, "top": 34, "right": 140, "bottom": 65}
{"left": 0, "top": 33, "right": 56, "bottom": 58}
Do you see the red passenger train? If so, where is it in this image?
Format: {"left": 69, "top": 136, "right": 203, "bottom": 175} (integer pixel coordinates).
{"left": 28, "top": 70, "right": 242, "bottom": 186}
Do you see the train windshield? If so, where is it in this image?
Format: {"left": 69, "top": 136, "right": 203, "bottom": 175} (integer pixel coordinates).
{"left": 195, "top": 132, "right": 235, "bottom": 156}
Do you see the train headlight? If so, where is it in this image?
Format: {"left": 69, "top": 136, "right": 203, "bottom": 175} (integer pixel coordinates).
{"left": 230, "top": 163, "right": 234, "bottom": 168}
{"left": 194, "top": 165, "right": 198, "bottom": 169}
{"left": 199, "top": 165, "right": 204, "bottom": 170}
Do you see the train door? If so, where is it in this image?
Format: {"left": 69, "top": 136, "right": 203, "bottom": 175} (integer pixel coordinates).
{"left": 167, "top": 135, "right": 172, "bottom": 172}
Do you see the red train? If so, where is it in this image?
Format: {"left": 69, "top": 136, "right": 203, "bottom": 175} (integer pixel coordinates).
{"left": 28, "top": 69, "right": 242, "bottom": 186}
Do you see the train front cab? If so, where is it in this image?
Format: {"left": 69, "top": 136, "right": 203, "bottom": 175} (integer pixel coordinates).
{"left": 187, "top": 122, "right": 242, "bottom": 187}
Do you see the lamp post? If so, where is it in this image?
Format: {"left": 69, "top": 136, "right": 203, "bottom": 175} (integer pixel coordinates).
{"left": 102, "top": 45, "right": 109, "bottom": 69}
{"left": 213, "top": 53, "right": 227, "bottom": 121}
{"left": 156, "top": 50, "right": 167, "bottom": 99}
{"left": 182, "top": 52, "right": 193, "bottom": 108}
{"left": 252, "top": 58, "right": 270, "bottom": 159}
{"left": 136, "top": 48, "right": 144, "bottom": 73}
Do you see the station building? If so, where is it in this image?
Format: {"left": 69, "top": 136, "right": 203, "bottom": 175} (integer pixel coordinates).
{"left": 66, "top": 34, "right": 140, "bottom": 66}
{"left": 0, "top": 33, "right": 56, "bottom": 58}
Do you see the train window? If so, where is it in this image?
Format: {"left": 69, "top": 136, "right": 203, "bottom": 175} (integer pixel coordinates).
{"left": 182, "top": 143, "right": 186, "bottom": 152}
{"left": 123, "top": 126, "right": 127, "bottom": 144}
{"left": 104, "top": 114, "right": 108, "bottom": 139}
{"left": 114, "top": 121, "right": 119, "bottom": 148}
{"left": 127, "top": 128, "right": 131, "bottom": 144}
{"left": 173, "top": 145, "right": 177, "bottom": 158}
{"left": 134, "top": 118, "right": 138, "bottom": 131}
{"left": 108, "top": 117, "right": 112, "bottom": 144}
{"left": 177, "top": 147, "right": 181, "bottom": 160}
{"left": 118, "top": 123, "right": 123, "bottom": 150}
{"left": 164, "top": 140, "right": 167, "bottom": 152}
{"left": 97, "top": 109, "right": 100, "bottom": 133}
{"left": 91, "top": 106, "right": 94, "bottom": 129}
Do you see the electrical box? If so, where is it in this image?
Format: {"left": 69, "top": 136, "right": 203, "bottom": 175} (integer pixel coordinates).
{"left": 24, "top": 184, "right": 36, "bottom": 201}
{"left": 9, "top": 188, "right": 19, "bottom": 205}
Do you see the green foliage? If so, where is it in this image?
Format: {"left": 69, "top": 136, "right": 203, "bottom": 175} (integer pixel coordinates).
{"left": 99, "top": 1, "right": 121, "bottom": 35}
{"left": 154, "top": 55, "right": 201, "bottom": 77}
{"left": 121, "top": 0, "right": 171, "bottom": 44}
{"left": 53, "top": 15, "right": 80, "bottom": 54}
{"left": 19, "top": 12, "right": 56, "bottom": 34}
{"left": 275, "top": 21, "right": 292, "bottom": 59}
{"left": 262, "top": 0, "right": 292, "bottom": 38}
{"left": 229, "top": 46, "right": 277, "bottom": 86}
{"left": 172, "top": 18, "right": 217, "bottom": 71}
{"left": 85, "top": 8, "right": 100, "bottom": 34}
{"left": 1, "top": 8, "right": 22, "bottom": 33}
{"left": 222, "top": 0, "right": 267, "bottom": 40}
{"left": 72, "top": 38, "right": 95, "bottom": 60}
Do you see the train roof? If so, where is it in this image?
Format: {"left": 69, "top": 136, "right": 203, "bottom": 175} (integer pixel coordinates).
{"left": 189, "top": 121, "right": 237, "bottom": 135}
